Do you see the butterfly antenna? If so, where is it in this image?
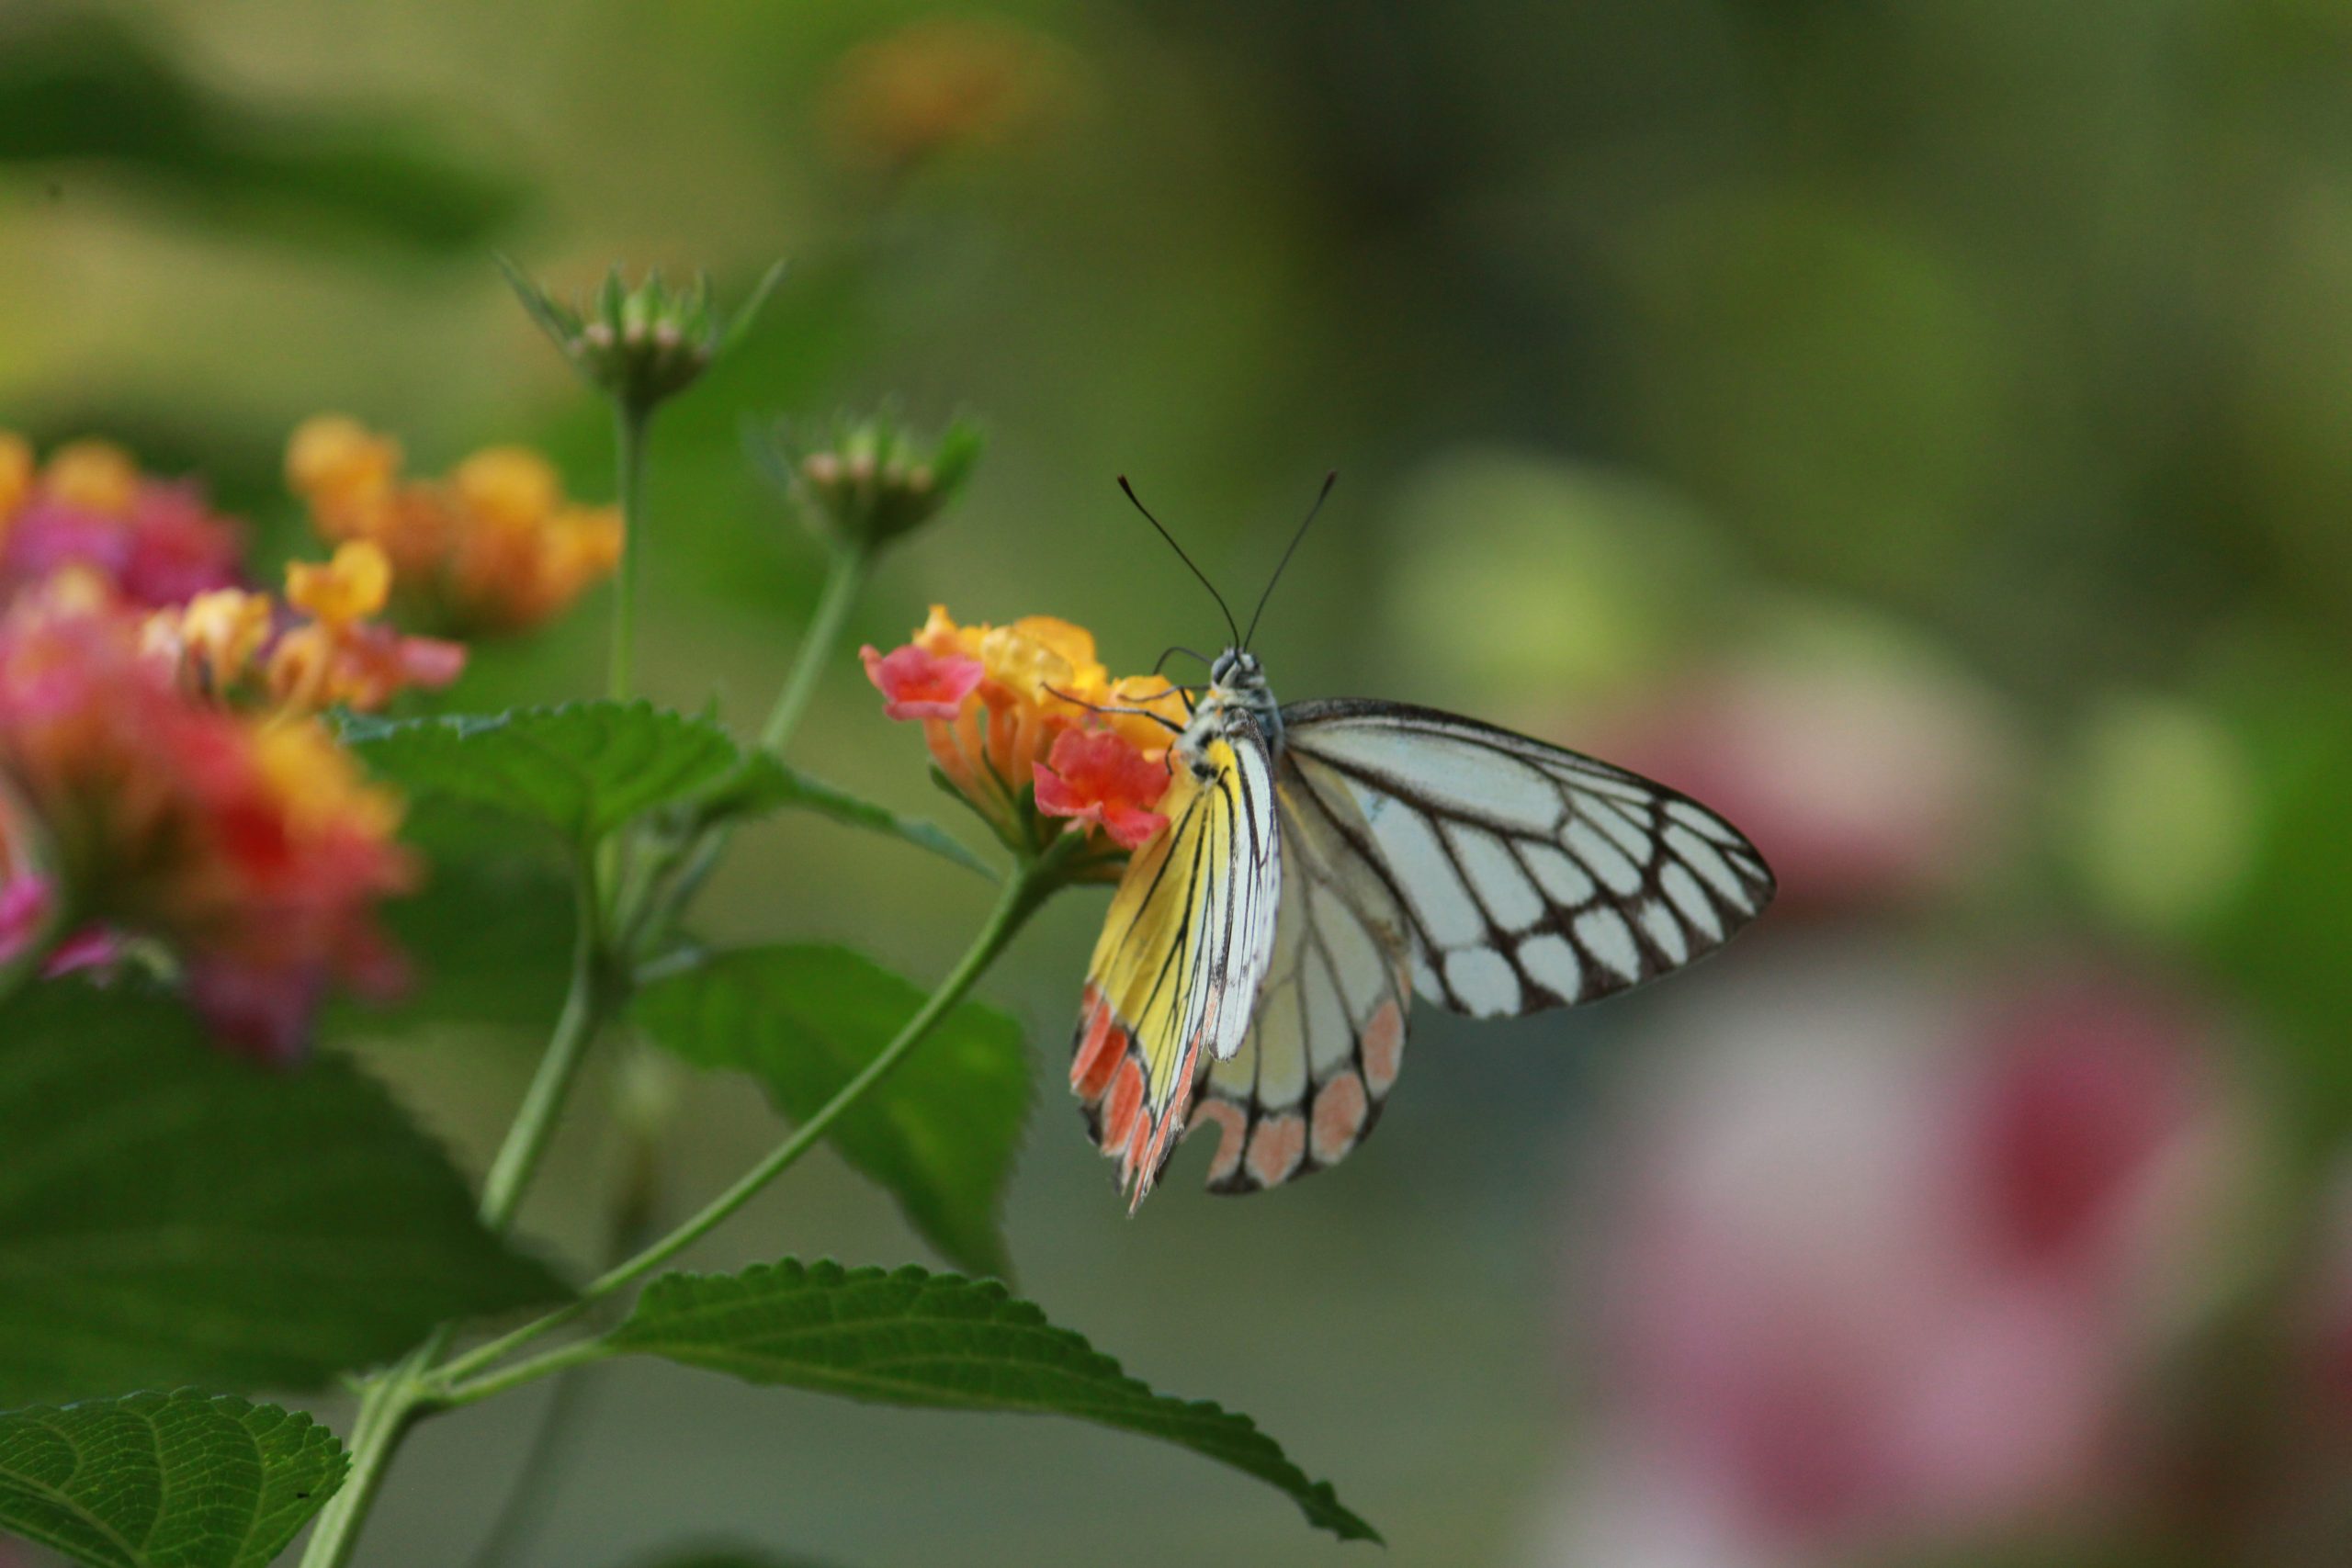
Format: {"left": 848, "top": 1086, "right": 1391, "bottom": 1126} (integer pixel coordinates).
{"left": 1119, "top": 476, "right": 1239, "bottom": 648}
{"left": 1150, "top": 644, "right": 1216, "bottom": 677}
{"left": 1243, "top": 469, "right": 1337, "bottom": 649}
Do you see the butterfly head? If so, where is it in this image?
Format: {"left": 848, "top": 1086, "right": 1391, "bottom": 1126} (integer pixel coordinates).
{"left": 1208, "top": 647, "right": 1261, "bottom": 689}
{"left": 1199, "top": 647, "right": 1283, "bottom": 752}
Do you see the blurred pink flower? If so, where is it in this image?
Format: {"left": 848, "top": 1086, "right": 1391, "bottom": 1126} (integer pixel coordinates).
{"left": 0, "top": 440, "right": 244, "bottom": 610}
{"left": 1538, "top": 953, "right": 2240, "bottom": 1568}
{"left": 1595, "top": 643, "right": 2019, "bottom": 918}
{"left": 0, "top": 584, "right": 413, "bottom": 1058}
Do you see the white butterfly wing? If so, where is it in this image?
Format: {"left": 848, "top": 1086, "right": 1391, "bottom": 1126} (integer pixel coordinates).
{"left": 1185, "top": 758, "right": 1414, "bottom": 1193}
{"left": 1277, "top": 698, "right": 1774, "bottom": 1017}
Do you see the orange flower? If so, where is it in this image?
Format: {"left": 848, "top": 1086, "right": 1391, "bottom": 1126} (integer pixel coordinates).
{"left": 285, "top": 416, "right": 621, "bottom": 636}
{"left": 865, "top": 604, "right": 1180, "bottom": 873}
{"left": 820, "top": 16, "right": 1069, "bottom": 175}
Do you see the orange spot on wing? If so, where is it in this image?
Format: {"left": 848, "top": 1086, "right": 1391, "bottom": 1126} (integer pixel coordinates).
{"left": 1102, "top": 1056, "right": 1144, "bottom": 1153}
{"left": 1246, "top": 1111, "right": 1306, "bottom": 1188}
{"left": 1188, "top": 1099, "right": 1248, "bottom": 1184}
{"left": 1070, "top": 991, "right": 1121, "bottom": 1100}
{"left": 1361, "top": 998, "right": 1406, "bottom": 1096}
{"left": 1311, "top": 1070, "right": 1369, "bottom": 1165}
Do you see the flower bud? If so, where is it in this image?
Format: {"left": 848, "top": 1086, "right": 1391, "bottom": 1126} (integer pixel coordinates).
{"left": 500, "top": 258, "right": 785, "bottom": 417}
{"left": 756, "top": 409, "right": 981, "bottom": 553}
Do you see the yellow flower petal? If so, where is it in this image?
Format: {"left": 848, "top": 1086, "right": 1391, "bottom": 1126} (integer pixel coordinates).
{"left": 286, "top": 540, "right": 392, "bottom": 627}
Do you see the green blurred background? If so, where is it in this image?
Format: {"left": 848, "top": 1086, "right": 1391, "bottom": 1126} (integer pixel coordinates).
{"left": 9, "top": 1, "right": 2352, "bottom": 1564}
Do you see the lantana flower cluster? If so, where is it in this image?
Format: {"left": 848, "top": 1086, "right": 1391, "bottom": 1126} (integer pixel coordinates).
{"left": 287, "top": 415, "right": 623, "bottom": 635}
{"left": 0, "top": 434, "right": 244, "bottom": 607}
{"left": 0, "top": 426, "right": 600, "bottom": 1058}
{"left": 145, "top": 541, "right": 467, "bottom": 716}
{"left": 862, "top": 606, "right": 1183, "bottom": 873}
{"left": 0, "top": 572, "right": 413, "bottom": 1057}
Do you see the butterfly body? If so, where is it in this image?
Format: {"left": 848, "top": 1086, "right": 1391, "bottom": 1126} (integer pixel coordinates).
{"left": 1071, "top": 639, "right": 1775, "bottom": 1208}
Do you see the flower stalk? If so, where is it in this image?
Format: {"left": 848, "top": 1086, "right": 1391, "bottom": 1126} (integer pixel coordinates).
{"left": 757, "top": 544, "right": 871, "bottom": 755}
{"left": 608, "top": 401, "right": 651, "bottom": 703}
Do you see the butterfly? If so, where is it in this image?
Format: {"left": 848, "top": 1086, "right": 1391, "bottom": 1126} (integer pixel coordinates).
{"left": 1068, "top": 476, "right": 1776, "bottom": 1209}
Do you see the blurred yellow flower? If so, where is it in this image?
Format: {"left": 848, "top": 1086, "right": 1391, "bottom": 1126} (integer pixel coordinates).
{"left": 285, "top": 416, "right": 622, "bottom": 636}
{"left": 41, "top": 440, "right": 140, "bottom": 516}
{"left": 286, "top": 416, "right": 401, "bottom": 515}
{"left": 451, "top": 447, "right": 561, "bottom": 530}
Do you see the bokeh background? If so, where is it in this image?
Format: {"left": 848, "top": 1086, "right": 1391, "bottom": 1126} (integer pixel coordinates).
{"left": 8, "top": 1, "right": 2352, "bottom": 1564}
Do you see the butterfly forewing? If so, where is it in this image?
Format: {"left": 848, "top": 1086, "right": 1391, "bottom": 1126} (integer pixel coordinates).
{"left": 1069, "top": 711, "right": 1281, "bottom": 1208}
{"left": 1278, "top": 698, "right": 1774, "bottom": 1018}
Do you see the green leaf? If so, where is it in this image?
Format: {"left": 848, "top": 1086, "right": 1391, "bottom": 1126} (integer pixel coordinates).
{"left": 0, "top": 985, "right": 568, "bottom": 1406}
{"left": 705, "top": 757, "right": 993, "bottom": 878}
{"left": 623, "top": 1551, "right": 829, "bottom": 1568}
{"left": 344, "top": 700, "right": 742, "bottom": 844}
{"left": 633, "top": 947, "right": 1027, "bottom": 1279}
{"left": 0, "top": 1391, "right": 346, "bottom": 1568}
{"left": 608, "top": 1263, "right": 1378, "bottom": 1544}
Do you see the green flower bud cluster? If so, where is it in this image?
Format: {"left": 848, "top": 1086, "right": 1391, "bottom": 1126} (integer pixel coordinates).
{"left": 754, "top": 408, "right": 983, "bottom": 553}
{"left": 500, "top": 258, "right": 785, "bottom": 416}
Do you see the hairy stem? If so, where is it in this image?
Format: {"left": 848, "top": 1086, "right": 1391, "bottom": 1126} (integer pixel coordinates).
{"left": 757, "top": 546, "right": 871, "bottom": 756}
{"left": 428, "top": 840, "right": 1069, "bottom": 1399}
{"left": 479, "top": 866, "right": 609, "bottom": 1231}
{"left": 607, "top": 402, "right": 652, "bottom": 703}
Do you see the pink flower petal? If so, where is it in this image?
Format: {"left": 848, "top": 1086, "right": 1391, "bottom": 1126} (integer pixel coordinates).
{"left": 861, "top": 642, "right": 982, "bottom": 721}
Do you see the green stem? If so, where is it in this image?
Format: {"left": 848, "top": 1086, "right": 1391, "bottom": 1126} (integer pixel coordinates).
{"left": 300, "top": 857, "right": 611, "bottom": 1568}
{"left": 757, "top": 546, "right": 870, "bottom": 756}
{"left": 427, "top": 840, "right": 1069, "bottom": 1399}
{"left": 607, "top": 401, "right": 652, "bottom": 703}
{"left": 438, "top": 1339, "right": 613, "bottom": 1410}
{"left": 298, "top": 1338, "right": 444, "bottom": 1568}
{"left": 479, "top": 864, "right": 609, "bottom": 1231}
